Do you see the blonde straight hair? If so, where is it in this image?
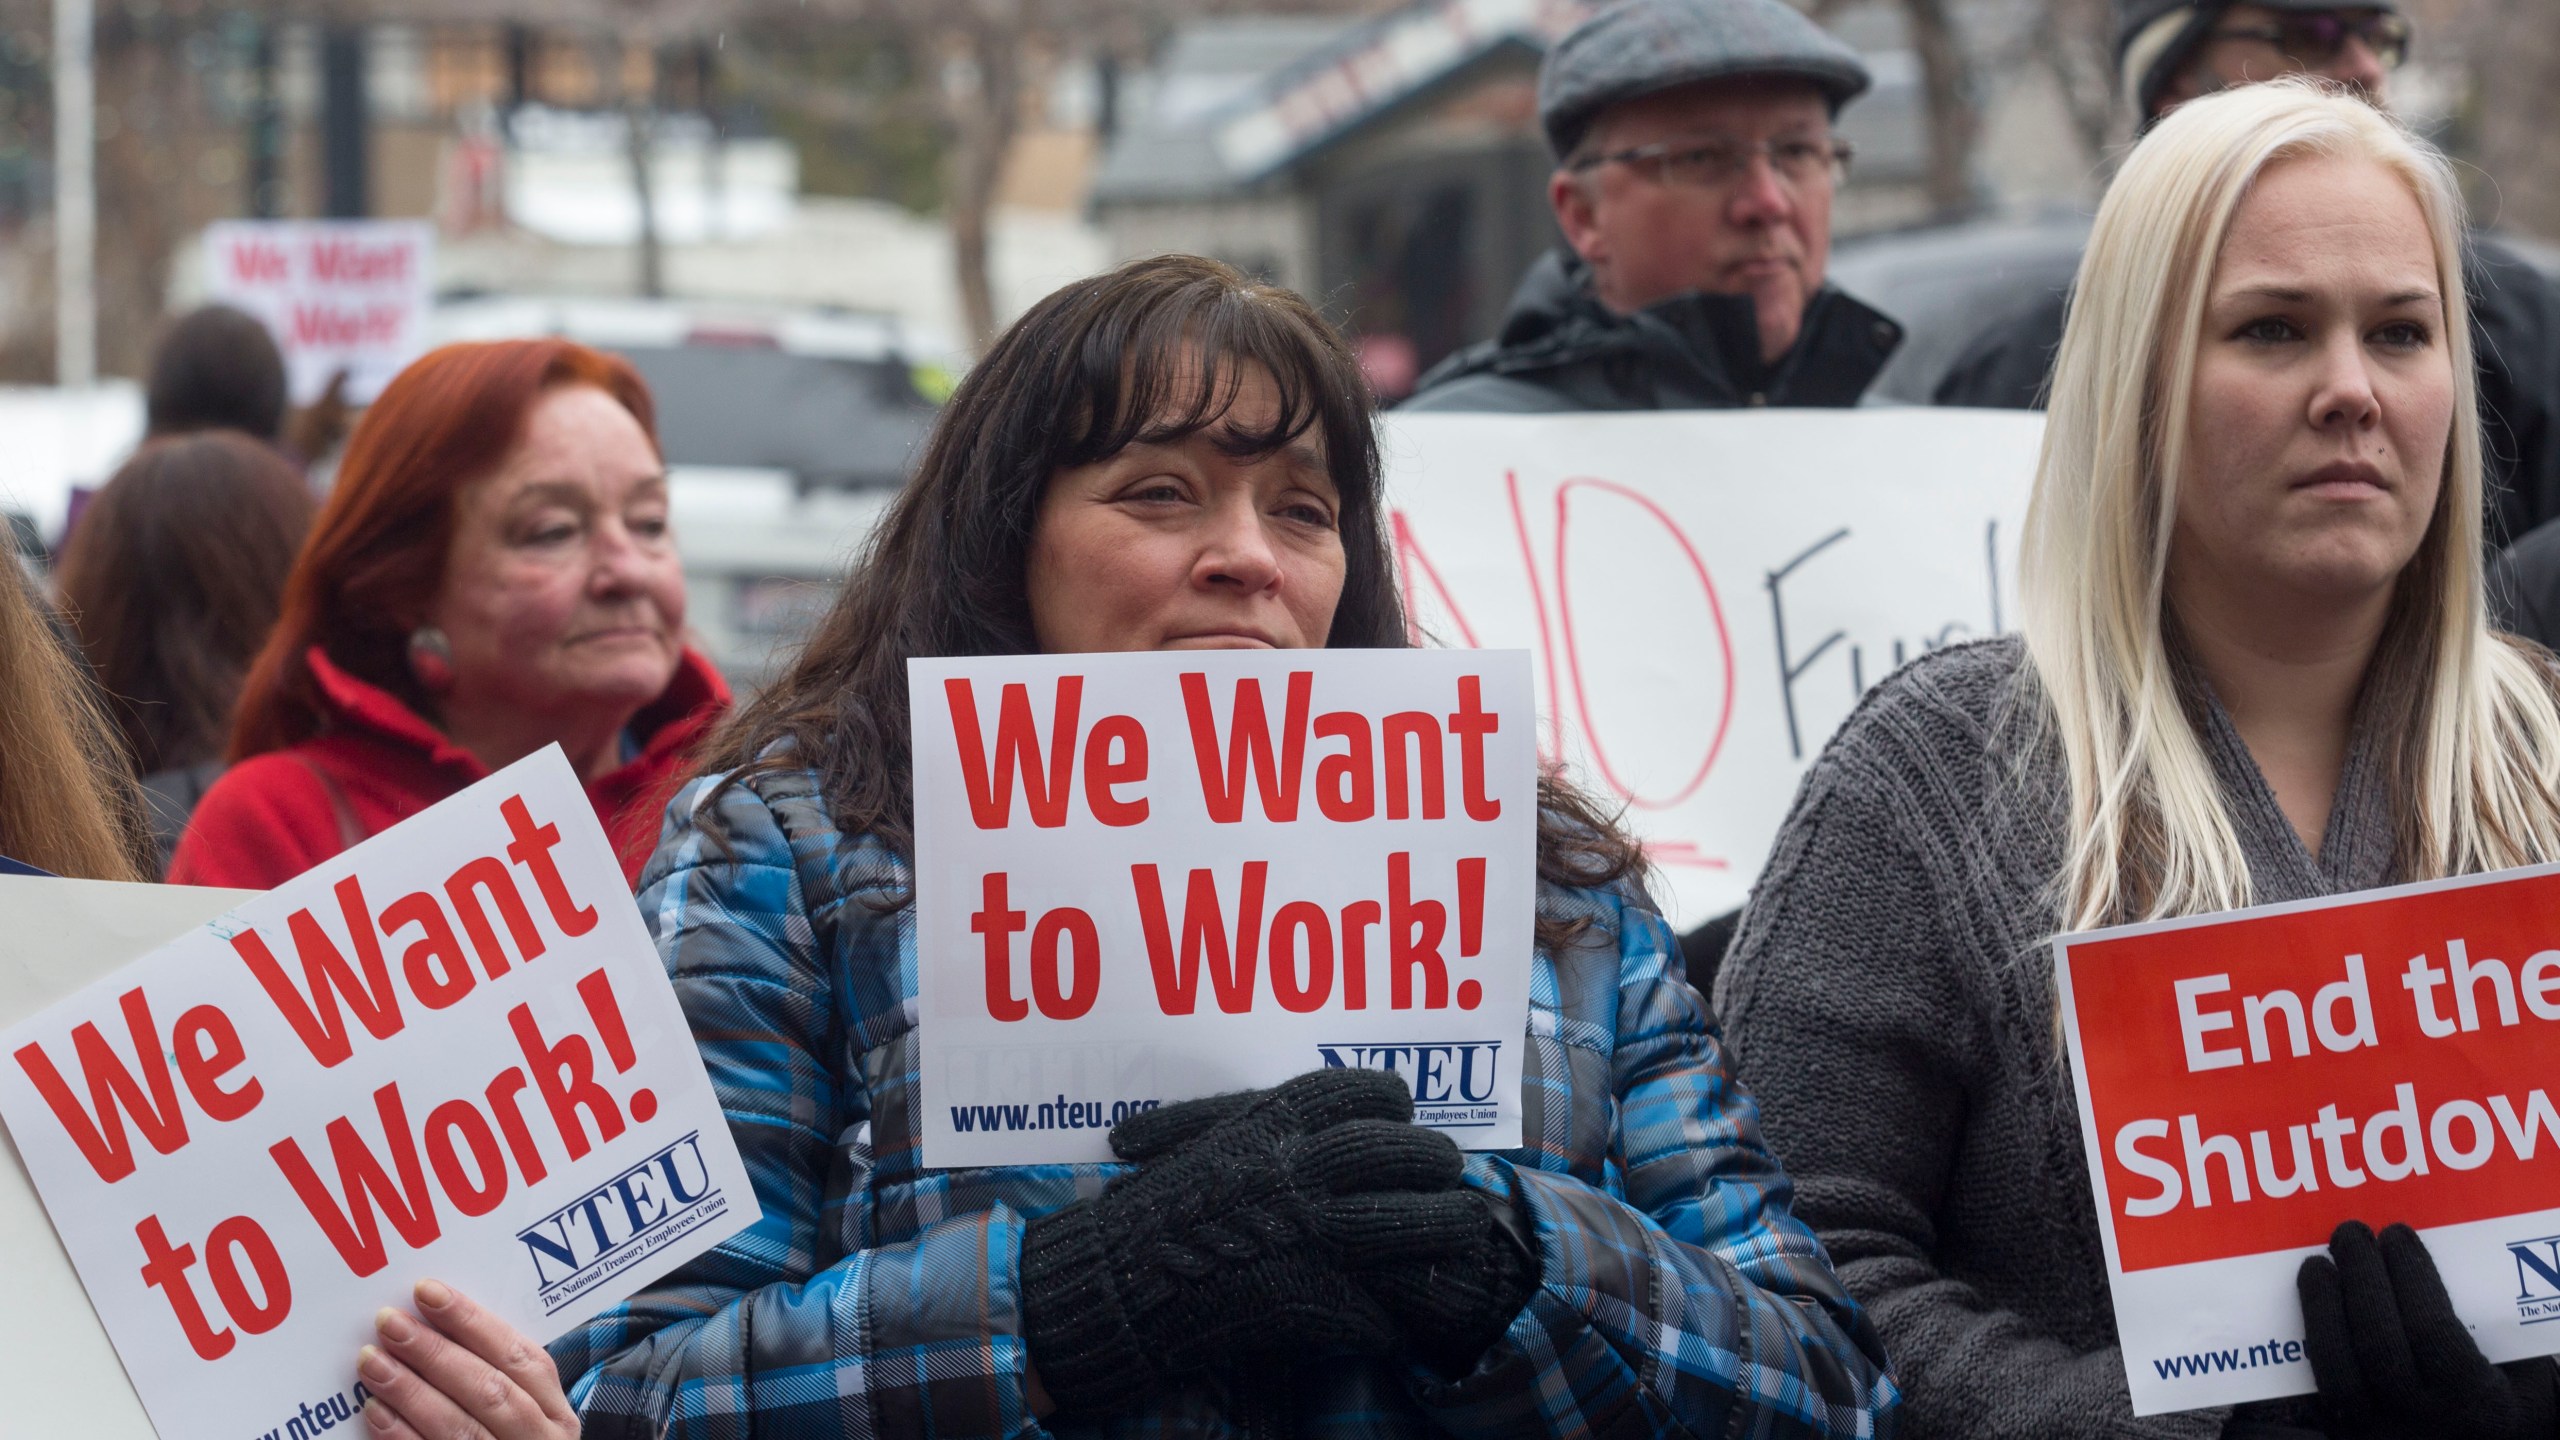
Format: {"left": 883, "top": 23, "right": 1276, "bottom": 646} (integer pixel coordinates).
{"left": 2020, "top": 79, "right": 2560, "bottom": 932}
{"left": 0, "top": 565, "right": 147, "bottom": 881}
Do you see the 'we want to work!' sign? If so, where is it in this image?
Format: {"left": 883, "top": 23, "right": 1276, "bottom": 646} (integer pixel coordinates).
{"left": 0, "top": 749, "right": 755, "bottom": 1440}
{"left": 203, "top": 219, "right": 433, "bottom": 405}
{"left": 2058, "top": 867, "right": 2560, "bottom": 1414}
{"left": 914, "top": 651, "right": 1537, "bottom": 1167}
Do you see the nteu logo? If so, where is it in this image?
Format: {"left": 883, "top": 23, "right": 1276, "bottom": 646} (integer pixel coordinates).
{"left": 519, "top": 1131, "right": 724, "bottom": 1312}
{"left": 1316, "top": 1041, "right": 1501, "bottom": 1124}
{"left": 2512, "top": 1234, "right": 2560, "bottom": 1325}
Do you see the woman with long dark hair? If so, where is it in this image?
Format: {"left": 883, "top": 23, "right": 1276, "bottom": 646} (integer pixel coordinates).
{"left": 53, "top": 431, "right": 316, "bottom": 871}
{"left": 343, "top": 255, "right": 1896, "bottom": 1440}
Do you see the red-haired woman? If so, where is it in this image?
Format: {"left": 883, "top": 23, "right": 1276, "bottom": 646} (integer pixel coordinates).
{"left": 168, "top": 340, "right": 729, "bottom": 889}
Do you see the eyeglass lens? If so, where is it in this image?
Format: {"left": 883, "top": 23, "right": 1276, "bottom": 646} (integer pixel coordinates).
{"left": 2282, "top": 14, "right": 2410, "bottom": 65}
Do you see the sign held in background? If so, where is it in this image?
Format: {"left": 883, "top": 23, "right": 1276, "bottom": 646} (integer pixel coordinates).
{"left": 203, "top": 219, "right": 434, "bottom": 405}
{"left": 1382, "top": 408, "right": 2042, "bottom": 925}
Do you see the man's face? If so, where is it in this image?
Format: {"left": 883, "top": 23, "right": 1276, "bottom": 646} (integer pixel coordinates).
{"left": 1549, "top": 77, "right": 1837, "bottom": 364}
{"left": 2158, "top": 5, "right": 2399, "bottom": 113}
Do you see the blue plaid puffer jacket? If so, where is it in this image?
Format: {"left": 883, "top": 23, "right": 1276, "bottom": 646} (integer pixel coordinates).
{"left": 549, "top": 764, "right": 1900, "bottom": 1438}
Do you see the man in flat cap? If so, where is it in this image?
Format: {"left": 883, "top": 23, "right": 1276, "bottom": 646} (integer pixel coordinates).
{"left": 1404, "top": 0, "right": 1902, "bottom": 413}
{"left": 1935, "top": 0, "right": 2560, "bottom": 559}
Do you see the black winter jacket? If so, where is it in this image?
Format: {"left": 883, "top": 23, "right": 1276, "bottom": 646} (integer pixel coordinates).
{"left": 1403, "top": 249, "right": 1903, "bottom": 413}
{"left": 1934, "top": 235, "right": 2560, "bottom": 548}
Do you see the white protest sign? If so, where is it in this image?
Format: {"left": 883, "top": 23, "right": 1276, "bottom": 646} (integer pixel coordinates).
{"left": 203, "top": 220, "right": 434, "bottom": 404}
{"left": 3, "top": 877, "right": 251, "bottom": 1440}
{"left": 0, "top": 749, "right": 757, "bottom": 1440}
{"left": 914, "top": 650, "right": 1537, "bottom": 1167}
{"left": 2058, "top": 866, "right": 2560, "bottom": 1414}
{"left": 1382, "top": 408, "right": 2043, "bottom": 924}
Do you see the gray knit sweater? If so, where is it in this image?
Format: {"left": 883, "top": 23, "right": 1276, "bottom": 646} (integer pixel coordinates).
{"left": 1715, "top": 636, "right": 2394, "bottom": 1440}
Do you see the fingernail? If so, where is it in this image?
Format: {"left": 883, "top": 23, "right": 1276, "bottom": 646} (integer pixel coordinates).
{"left": 358, "top": 1344, "right": 394, "bottom": 1383}
{"left": 415, "top": 1278, "right": 452, "bottom": 1309}
{"left": 375, "top": 1307, "right": 414, "bottom": 1343}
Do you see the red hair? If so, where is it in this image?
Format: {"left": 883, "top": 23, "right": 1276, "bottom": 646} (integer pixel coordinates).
{"left": 228, "top": 339, "right": 659, "bottom": 759}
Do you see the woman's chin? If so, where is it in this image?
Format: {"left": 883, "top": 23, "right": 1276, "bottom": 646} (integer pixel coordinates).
{"left": 550, "top": 656, "right": 682, "bottom": 714}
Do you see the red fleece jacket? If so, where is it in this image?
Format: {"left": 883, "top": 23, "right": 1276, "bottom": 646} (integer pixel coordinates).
{"left": 168, "top": 646, "right": 730, "bottom": 890}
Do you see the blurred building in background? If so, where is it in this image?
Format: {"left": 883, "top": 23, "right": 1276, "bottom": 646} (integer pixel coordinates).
{"left": 0, "top": 0, "right": 2537, "bottom": 398}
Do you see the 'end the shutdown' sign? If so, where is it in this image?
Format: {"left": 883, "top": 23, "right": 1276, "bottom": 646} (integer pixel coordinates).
{"left": 912, "top": 650, "right": 1538, "bottom": 1168}
{"left": 203, "top": 220, "right": 433, "bottom": 405}
{"left": 2057, "top": 866, "right": 2560, "bottom": 1414}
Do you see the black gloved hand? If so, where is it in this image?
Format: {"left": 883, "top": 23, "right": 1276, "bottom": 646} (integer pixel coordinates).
{"left": 2297, "top": 1220, "right": 2560, "bottom": 1440}
{"left": 1020, "top": 1068, "right": 1488, "bottom": 1417}
{"left": 1363, "top": 1181, "right": 1541, "bottom": 1375}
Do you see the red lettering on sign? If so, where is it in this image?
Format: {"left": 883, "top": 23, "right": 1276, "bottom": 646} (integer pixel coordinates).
{"left": 1183, "top": 671, "right": 1311, "bottom": 823}
{"left": 509, "top": 997, "right": 628, "bottom": 1163}
{"left": 1553, "top": 476, "right": 1734, "bottom": 812}
{"left": 13, "top": 987, "right": 193, "bottom": 1183}
{"left": 231, "top": 876, "right": 405, "bottom": 1067}
{"left": 136, "top": 1214, "right": 235, "bottom": 1359}
{"left": 1390, "top": 852, "right": 1447, "bottom": 1010}
{"left": 503, "top": 793, "right": 599, "bottom": 935}
{"left": 225, "top": 240, "right": 289, "bottom": 287}
{"left": 2066, "top": 869, "right": 2560, "bottom": 1272}
{"left": 946, "top": 676, "right": 1084, "bottom": 829}
{"left": 173, "top": 1004, "right": 264, "bottom": 1124}
{"left": 1083, "top": 715, "right": 1151, "bottom": 826}
{"left": 269, "top": 1082, "right": 442, "bottom": 1277}
{"left": 1132, "top": 861, "right": 1268, "bottom": 1015}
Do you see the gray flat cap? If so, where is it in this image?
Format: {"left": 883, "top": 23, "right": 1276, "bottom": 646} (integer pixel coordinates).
{"left": 1539, "top": 0, "right": 1873, "bottom": 158}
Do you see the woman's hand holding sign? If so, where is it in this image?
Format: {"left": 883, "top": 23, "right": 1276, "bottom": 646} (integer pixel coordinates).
{"left": 356, "top": 1279, "right": 578, "bottom": 1439}
{"left": 1020, "top": 1067, "right": 1535, "bottom": 1417}
{"left": 2297, "top": 1222, "right": 2559, "bottom": 1440}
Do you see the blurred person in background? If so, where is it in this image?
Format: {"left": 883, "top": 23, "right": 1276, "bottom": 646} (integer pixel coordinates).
{"left": 1726, "top": 82, "right": 2560, "bottom": 1439}
{"left": 53, "top": 432, "right": 317, "bottom": 874}
{"left": 143, "top": 303, "right": 355, "bottom": 467}
{"left": 338, "top": 254, "right": 1897, "bottom": 1440}
{"left": 167, "top": 339, "right": 729, "bottom": 890}
{"left": 144, "top": 304, "right": 288, "bottom": 444}
{"left": 1936, "top": 0, "right": 2560, "bottom": 556}
{"left": 1403, "top": 0, "right": 1904, "bottom": 986}
{"left": 0, "top": 566, "right": 149, "bottom": 881}
{"left": 1403, "top": 0, "right": 1902, "bottom": 415}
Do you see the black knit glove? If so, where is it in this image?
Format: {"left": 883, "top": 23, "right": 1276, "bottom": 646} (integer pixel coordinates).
{"left": 1363, "top": 1180, "right": 1541, "bottom": 1375}
{"left": 2297, "top": 1220, "right": 2560, "bottom": 1440}
{"left": 1019, "top": 1069, "right": 1489, "bottom": 1417}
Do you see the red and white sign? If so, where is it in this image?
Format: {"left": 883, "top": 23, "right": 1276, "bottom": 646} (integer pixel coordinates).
{"left": 913, "top": 650, "right": 1538, "bottom": 1167}
{"left": 0, "top": 749, "right": 756, "bottom": 1440}
{"left": 2057, "top": 867, "right": 2560, "bottom": 1414}
{"left": 203, "top": 220, "right": 434, "bottom": 405}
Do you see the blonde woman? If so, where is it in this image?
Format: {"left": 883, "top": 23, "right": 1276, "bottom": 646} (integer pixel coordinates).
{"left": 1716, "top": 80, "right": 2560, "bottom": 1440}
{"left": 0, "top": 566, "right": 147, "bottom": 881}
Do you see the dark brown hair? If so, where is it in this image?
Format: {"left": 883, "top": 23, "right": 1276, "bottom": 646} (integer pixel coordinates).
{"left": 226, "top": 340, "right": 656, "bottom": 760}
{"left": 707, "top": 253, "right": 1641, "bottom": 919}
{"left": 147, "top": 305, "right": 288, "bottom": 442}
{"left": 55, "top": 432, "right": 316, "bottom": 777}
{"left": 0, "top": 566, "right": 147, "bottom": 880}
